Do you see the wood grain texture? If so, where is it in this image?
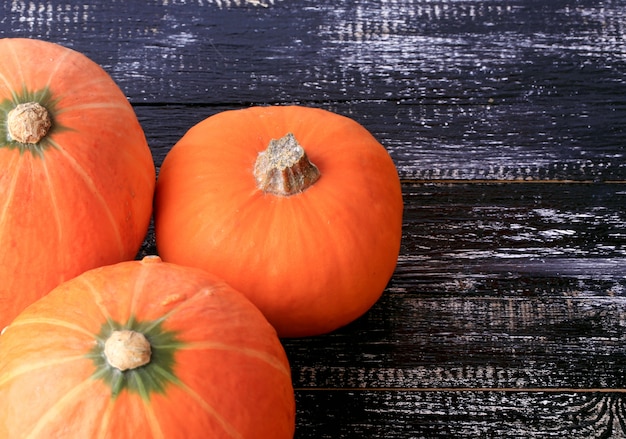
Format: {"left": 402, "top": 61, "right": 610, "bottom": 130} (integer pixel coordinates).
{"left": 2, "top": 0, "right": 625, "bottom": 181}
{"left": 295, "top": 390, "right": 626, "bottom": 438}
{"left": 1, "top": 0, "right": 626, "bottom": 437}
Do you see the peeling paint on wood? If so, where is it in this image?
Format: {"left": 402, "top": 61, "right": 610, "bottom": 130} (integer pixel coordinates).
{"left": 1, "top": 0, "right": 626, "bottom": 437}
{"left": 2, "top": 1, "right": 625, "bottom": 181}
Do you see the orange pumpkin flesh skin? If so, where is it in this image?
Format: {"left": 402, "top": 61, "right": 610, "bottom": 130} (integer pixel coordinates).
{"left": 0, "top": 38, "right": 155, "bottom": 328}
{"left": 0, "top": 256, "right": 296, "bottom": 439}
{"left": 154, "top": 105, "right": 404, "bottom": 337}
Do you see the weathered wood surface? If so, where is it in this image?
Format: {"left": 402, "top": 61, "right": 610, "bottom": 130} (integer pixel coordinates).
{"left": 3, "top": 0, "right": 625, "bottom": 181}
{"left": 2, "top": 1, "right": 626, "bottom": 437}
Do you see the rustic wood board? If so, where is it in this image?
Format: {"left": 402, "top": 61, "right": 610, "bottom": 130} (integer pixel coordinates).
{"left": 295, "top": 390, "right": 626, "bottom": 438}
{"left": 2, "top": 0, "right": 625, "bottom": 181}
{"left": 1, "top": 0, "right": 626, "bottom": 437}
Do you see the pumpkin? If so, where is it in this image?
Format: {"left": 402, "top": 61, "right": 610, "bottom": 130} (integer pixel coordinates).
{"left": 0, "top": 255, "right": 296, "bottom": 439}
{"left": 154, "top": 105, "right": 403, "bottom": 337}
{"left": 0, "top": 38, "right": 155, "bottom": 328}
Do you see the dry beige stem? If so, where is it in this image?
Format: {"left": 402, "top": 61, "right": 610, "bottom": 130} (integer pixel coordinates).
{"left": 254, "top": 132, "right": 321, "bottom": 196}
{"left": 7, "top": 102, "right": 52, "bottom": 144}
{"left": 104, "top": 330, "right": 152, "bottom": 371}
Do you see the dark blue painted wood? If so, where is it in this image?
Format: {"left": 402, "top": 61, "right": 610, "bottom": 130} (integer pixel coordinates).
{"left": 2, "top": 1, "right": 626, "bottom": 437}
{"left": 2, "top": 0, "right": 625, "bottom": 181}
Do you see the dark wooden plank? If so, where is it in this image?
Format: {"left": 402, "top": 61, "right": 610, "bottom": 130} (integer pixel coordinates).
{"left": 5, "top": 0, "right": 624, "bottom": 105}
{"left": 294, "top": 390, "right": 626, "bottom": 438}
{"left": 2, "top": 1, "right": 625, "bottom": 181}
{"left": 286, "top": 291, "right": 626, "bottom": 389}
{"left": 399, "top": 182, "right": 626, "bottom": 259}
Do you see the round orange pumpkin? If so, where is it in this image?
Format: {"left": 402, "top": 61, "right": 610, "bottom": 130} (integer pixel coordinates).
{"left": 0, "top": 38, "right": 155, "bottom": 328}
{"left": 0, "top": 256, "right": 296, "bottom": 438}
{"left": 154, "top": 105, "right": 403, "bottom": 337}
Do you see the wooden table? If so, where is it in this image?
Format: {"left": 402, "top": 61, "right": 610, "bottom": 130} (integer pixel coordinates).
{"left": 2, "top": 1, "right": 625, "bottom": 437}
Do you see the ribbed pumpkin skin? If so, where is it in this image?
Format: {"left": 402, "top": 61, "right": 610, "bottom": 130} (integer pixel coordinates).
{"left": 0, "top": 38, "right": 155, "bottom": 328}
{"left": 0, "top": 256, "right": 296, "bottom": 439}
{"left": 154, "top": 105, "right": 403, "bottom": 337}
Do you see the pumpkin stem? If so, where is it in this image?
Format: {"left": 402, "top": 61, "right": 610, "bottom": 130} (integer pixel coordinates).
{"left": 254, "top": 133, "right": 321, "bottom": 196}
{"left": 104, "top": 330, "right": 152, "bottom": 371}
{"left": 7, "top": 102, "right": 52, "bottom": 144}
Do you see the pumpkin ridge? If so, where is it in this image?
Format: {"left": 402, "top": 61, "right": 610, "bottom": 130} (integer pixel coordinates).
{"left": 40, "top": 156, "right": 69, "bottom": 279}
{"left": 132, "top": 282, "right": 221, "bottom": 330}
{"left": 2, "top": 42, "right": 22, "bottom": 102}
{"left": 84, "top": 375, "right": 165, "bottom": 437}
{"left": 150, "top": 362, "right": 183, "bottom": 386}
{"left": 0, "top": 69, "right": 18, "bottom": 102}
{"left": 191, "top": 193, "right": 261, "bottom": 254}
{"left": 133, "top": 357, "right": 154, "bottom": 401}
{"left": 176, "top": 380, "right": 244, "bottom": 439}
{"left": 49, "top": 69, "right": 120, "bottom": 100}
{"left": 95, "top": 398, "right": 115, "bottom": 439}
{"left": 180, "top": 341, "right": 291, "bottom": 378}
{"left": 24, "top": 377, "right": 98, "bottom": 439}
{"left": 0, "top": 354, "right": 86, "bottom": 388}
{"left": 129, "top": 313, "right": 169, "bottom": 337}
{"left": 128, "top": 258, "right": 154, "bottom": 320}
{"left": 0, "top": 151, "right": 21, "bottom": 233}
{"left": 8, "top": 316, "right": 93, "bottom": 338}
{"left": 41, "top": 43, "right": 73, "bottom": 92}
{"left": 54, "top": 145, "right": 126, "bottom": 259}
{"left": 78, "top": 276, "right": 115, "bottom": 325}
{"left": 55, "top": 101, "right": 133, "bottom": 115}
{"left": 143, "top": 400, "right": 167, "bottom": 439}
{"left": 130, "top": 371, "right": 167, "bottom": 439}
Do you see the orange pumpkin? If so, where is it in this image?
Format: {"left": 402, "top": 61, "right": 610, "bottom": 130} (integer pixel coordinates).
{"left": 0, "top": 38, "right": 155, "bottom": 328}
{"left": 154, "top": 105, "right": 403, "bottom": 337}
{"left": 0, "top": 256, "right": 296, "bottom": 438}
